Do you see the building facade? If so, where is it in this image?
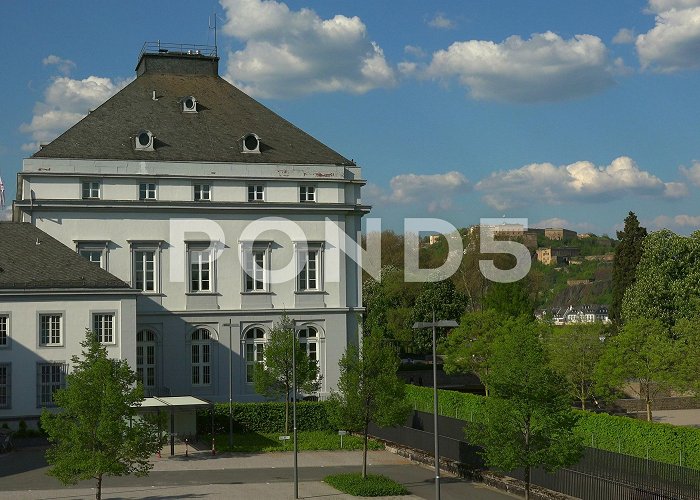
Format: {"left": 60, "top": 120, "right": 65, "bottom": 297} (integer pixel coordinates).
{"left": 0, "top": 223, "right": 137, "bottom": 421}
{"left": 13, "top": 46, "right": 368, "bottom": 403}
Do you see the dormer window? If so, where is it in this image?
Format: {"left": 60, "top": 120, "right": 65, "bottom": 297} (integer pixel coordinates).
{"left": 242, "top": 133, "right": 260, "bottom": 154}
{"left": 135, "top": 130, "right": 155, "bottom": 151}
{"left": 182, "top": 96, "right": 197, "bottom": 113}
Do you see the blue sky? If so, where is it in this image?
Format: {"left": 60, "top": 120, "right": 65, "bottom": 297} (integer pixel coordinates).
{"left": 2, "top": 0, "right": 700, "bottom": 235}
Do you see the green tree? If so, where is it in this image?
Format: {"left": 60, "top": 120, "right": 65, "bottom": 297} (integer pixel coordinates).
{"left": 671, "top": 317, "right": 700, "bottom": 393}
{"left": 254, "top": 315, "right": 321, "bottom": 434}
{"left": 40, "top": 331, "right": 163, "bottom": 500}
{"left": 443, "top": 310, "right": 503, "bottom": 396}
{"left": 622, "top": 230, "right": 700, "bottom": 328}
{"left": 611, "top": 211, "right": 647, "bottom": 324}
{"left": 595, "top": 318, "right": 681, "bottom": 421}
{"left": 546, "top": 323, "right": 605, "bottom": 410}
{"left": 482, "top": 280, "right": 534, "bottom": 318}
{"left": 410, "top": 280, "right": 467, "bottom": 353}
{"left": 330, "top": 334, "right": 411, "bottom": 478}
{"left": 466, "top": 318, "right": 583, "bottom": 500}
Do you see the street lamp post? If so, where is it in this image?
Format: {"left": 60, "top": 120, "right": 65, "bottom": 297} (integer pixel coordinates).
{"left": 292, "top": 326, "right": 298, "bottom": 500}
{"left": 222, "top": 320, "right": 235, "bottom": 449}
{"left": 412, "top": 312, "right": 458, "bottom": 500}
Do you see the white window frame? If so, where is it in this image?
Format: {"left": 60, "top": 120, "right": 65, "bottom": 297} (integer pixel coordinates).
{"left": 297, "top": 325, "right": 320, "bottom": 374}
{"left": 139, "top": 182, "right": 157, "bottom": 200}
{"left": 82, "top": 180, "right": 101, "bottom": 199}
{"left": 191, "top": 328, "right": 212, "bottom": 386}
{"left": 0, "top": 314, "right": 9, "bottom": 348}
{"left": 188, "top": 245, "right": 214, "bottom": 293}
{"left": 194, "top": 183, "right": 211, "bottom": 201}
{"left": 299, "top": 185, "right": 316, "bottom": 203}
{"left": 243, "top": 327, "right": 266, "bottom": 384}
{"left": 247, "top": 184, "right": 265, "bottom": 202}
{"left": 93, "top": 313, "right": 116, "bottom": 345}
{"left": 137, "top": 329, "right": 157, "bottom": 390}
{"left": 39, "top": 314, "right": 63, "bottom": 347}
{"left": 133, "top": 248, "right": 158, "bottom": 293}
{"left": 297, "top": 244, "right": 323, "bottom": 292}
{"left": 0, "top": 364, "right": 10, "bottom": 409}
{"left": 37, "top": 362, "right": 66, "bottom": 407}
{"left": 242, "top": 243, "right": 270, "bottom": 293}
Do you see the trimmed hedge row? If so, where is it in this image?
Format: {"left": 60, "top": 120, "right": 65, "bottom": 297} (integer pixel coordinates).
{"left": 405, "top": 385, "right": 700, "bottom": 469}
{"left": 198, "top": 401, "right": 335, "bottom": 434}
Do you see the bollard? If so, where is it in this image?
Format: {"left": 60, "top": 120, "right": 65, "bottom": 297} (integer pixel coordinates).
{"left": 212, "top": 437, "right": 216, "bottom": 456}
{"left": 185, "top": 438, "right": 189, "bottom": 458}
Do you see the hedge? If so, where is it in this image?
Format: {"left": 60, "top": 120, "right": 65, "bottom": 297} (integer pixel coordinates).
{"left": 198, "top": 401, "right": 335, "bottom": 434}
{"left": 404, "top": 385, "right": 700, "bottom": 469}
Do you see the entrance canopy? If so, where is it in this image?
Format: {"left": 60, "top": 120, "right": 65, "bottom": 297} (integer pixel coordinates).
{"left": 135, "top": 396, "right": 211, "bottom": 410}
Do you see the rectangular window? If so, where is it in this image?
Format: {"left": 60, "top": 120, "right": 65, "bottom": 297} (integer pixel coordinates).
{"left": 39, "top": 314, "right": 62, "bottom": 346}
{"left": 80, "top": 249, "right": 104, "bottom": 267}
{"left": 134, "top": 250, "right": 156, "bottom": 292}
{"left": 298, "top": 248, "right": 321, "bottom": 291}
{"left": 139, "top": 182, "right": 157, "bottom": 200}
{"left": 245, "top": 343, "right": 264, "bottom": 383}
{"left": 190, "top": 248, "right": 213, "bottom": 292}
{"left": 194, "top": 184, "right": 211, "bottom": 201}
{"left": 93, "top": 314, "right": 115, "bottom": 344}
{"left": 247, "top": 185, "right": 264, "bottom": 202}
{"left": 0, "top": 315, "right": 8, "bottom": 347}
{"left": 37, "top": 363, "right": 66, "bottom": 407}
{"left": 0, "top": 364, "right": 9, "bottom": 409}
{"left": 82, "top": 181, "right": 100, "bottom": 199}
{"left": 300, "top": 185, "right": 316, "bottom": 203}
{"left": 244, "top": 249, "right": 267, "bottom": 292}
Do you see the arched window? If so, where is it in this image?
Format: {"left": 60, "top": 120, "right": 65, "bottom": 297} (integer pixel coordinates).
{"left": 136, "top": 329, "right": 157, "bottom": 389}
{"left": 297, "top": 326, "right": 318, "bottom": 363}
{"left": 191, "top": 328, "right": 211, "bottom": 386}
{"left": 244, "top": 327, "right": 266, "bottom": 383}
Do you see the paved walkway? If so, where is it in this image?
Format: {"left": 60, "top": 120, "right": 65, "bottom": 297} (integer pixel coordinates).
{"left": 0, "top": 446, "right": 517, "bottom": 499}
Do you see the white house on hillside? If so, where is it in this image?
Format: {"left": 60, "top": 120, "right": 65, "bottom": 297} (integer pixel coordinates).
{"left": 11, "top": 44, "right": 368, "bottom": 409}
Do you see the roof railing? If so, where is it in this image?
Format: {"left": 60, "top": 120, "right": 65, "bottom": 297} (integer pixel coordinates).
{"left": 139, "top": 41, "right": 218, "bottom": 59}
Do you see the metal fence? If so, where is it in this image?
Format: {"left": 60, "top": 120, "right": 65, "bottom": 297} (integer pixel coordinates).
{"left": 370, "top": 410, "right": 700, "bottom": 500}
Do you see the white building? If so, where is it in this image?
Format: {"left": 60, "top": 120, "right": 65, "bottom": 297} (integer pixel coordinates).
{"left": 11, "top": 44, "right": 368, "bottom": 408}
{"left": 0, "top": 223, "right": 137, "bottom": 421}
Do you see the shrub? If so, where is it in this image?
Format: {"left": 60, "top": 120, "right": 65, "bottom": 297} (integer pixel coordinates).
{"left": 198, "top": 401, "right": 335, "bottom": 434}
{"left": 405, "top": 385, "right": 700, "bottom": 469}
{"left": 324, "top": 473, "right": 409, "bottom": 496}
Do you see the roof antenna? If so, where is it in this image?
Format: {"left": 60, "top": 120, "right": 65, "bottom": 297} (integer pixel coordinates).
{"left": 209, "top": 12, "right": 223, "bottom": 56}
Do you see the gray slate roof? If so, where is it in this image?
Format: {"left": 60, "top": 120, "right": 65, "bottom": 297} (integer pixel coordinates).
{"left": 32, "top": 53, "right": 353, "bottom": 165}
{"left": 0, "top": 223, "right": 130, "bottom": 290}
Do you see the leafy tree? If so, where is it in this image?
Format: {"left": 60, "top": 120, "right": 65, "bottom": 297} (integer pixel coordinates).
{"left": 482, "top": 280, "right": 534, "bottom": 318}
{"left": 466, "top": 318, "right": 582, "bottom": 500}
{"left": 410, "top": 280, "right": 467, "bottom": 353}
{"left": 330, "top": 334, "right": 411, "bottom": 478}
{"left": 622, "top": 230, "right": 700, "bottom": 328}
{"left": 672, "top": 317, "right": 700, "bottom": 393}
{"left": 611, "top": 212, "right": 647, "bottom": 324}
{"left": 443, "top": 310, "right": 503, "bottom": 396}
{"left": 254, "top": 315, "right": 321, "bottom": 433}
{"left": 40, "top": 330, "right": 163, "bottom": 500}
{"left": 595, "top": 318, "right": 681, "bottom": 421}
{"left": 546, "top": 323, "right": 605, "bottom": 410}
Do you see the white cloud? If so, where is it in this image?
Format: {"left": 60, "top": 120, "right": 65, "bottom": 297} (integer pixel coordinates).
{"left": 680, "top": 161, "right": 700, "bottom": 185}
{"left": 533, "top": 217, "right": 571, "bottom": 228}
{"left": 428, "top": 13, "right": 456, "bottom": 30}
{"left": 636, "top": 0, "right": 700, "bottom": 72}
{"left": 423, "top": 31, "right": 614, "bottom": 102}
{"left": 42, "top": 55, "right": 76, "bottom": 75}
{"left": 0, "top": 206, "right": 11, "bottom": 221}
{"left": 475, "top": 156, "right": 685, "bottom": 210}
{"left": 366, "top": 171, "right": 470, "bottom": 214}
{"left": 20, "top": 75, "right": 130, "bottom": 152}
{"left": 613, "top": 28, "right": 636, "bottom": 44}
{"left": 404, "top": 45, "right": 427, "bottom": 58}
{"left": 219, "top": 0, "right": 395, "bottom": 98}
{"left": 651, "top": 214, "right": 700, "bottom": 230}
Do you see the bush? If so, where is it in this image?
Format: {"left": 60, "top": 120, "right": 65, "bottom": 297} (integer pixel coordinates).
{"left": 324, "top": 473, "right": 409, "bottom": 496}
{"left": 211, "top": 430, "right": 383, "bottom": 453}
{"left": 405, "top": 385, "right": 700, "bottom": 469}
{"left": 198, "top": 400, "right": 335, "bottom": 434}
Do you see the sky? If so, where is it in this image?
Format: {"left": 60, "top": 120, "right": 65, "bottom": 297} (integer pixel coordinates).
{"left": 2, "top": 0, "right": 700, "bottom": 236}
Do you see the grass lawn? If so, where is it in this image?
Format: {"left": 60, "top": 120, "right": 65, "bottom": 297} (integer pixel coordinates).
{"left": 324, "top": 473, "right": 409, "bottom": 497}
{"left": 210, "top": 430, "right": 384, "bottom": 453}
